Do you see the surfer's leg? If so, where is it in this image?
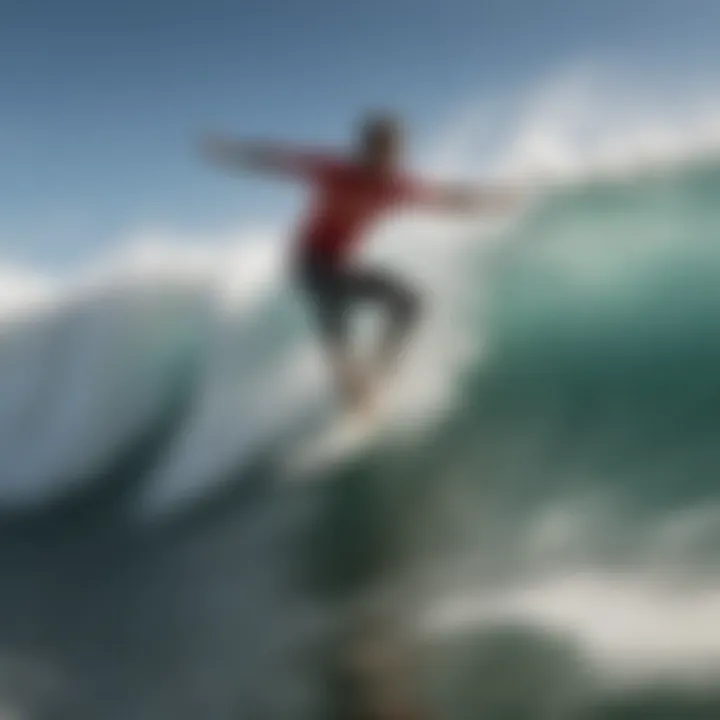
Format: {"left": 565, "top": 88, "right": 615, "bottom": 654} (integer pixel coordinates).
{"left": 345, "top": 267, "right": 422, "bottom": 378}
{"left": 301, "top": 264, "right": 370, "bottom": 409}
{"left": 317, "top": 299, "right": 367, "bottom": 404}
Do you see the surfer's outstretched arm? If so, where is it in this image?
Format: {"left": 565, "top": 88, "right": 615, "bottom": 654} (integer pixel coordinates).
{"left": 439, "top": 184, "right": 523, "bottom": 214}
{"left": 407, "top": 180, "right": 524, "bottom": 216}
{"left": 202, "top": 133, "right": 328, "bottom": 180}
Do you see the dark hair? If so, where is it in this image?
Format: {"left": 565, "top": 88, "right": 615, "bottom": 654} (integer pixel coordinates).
{"left": 358, "top": 112, "right": 403, "bottom": 154}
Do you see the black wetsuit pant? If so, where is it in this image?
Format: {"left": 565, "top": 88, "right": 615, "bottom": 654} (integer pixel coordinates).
{"left": 295, "top": 250, "right": 422, "bottom": 360}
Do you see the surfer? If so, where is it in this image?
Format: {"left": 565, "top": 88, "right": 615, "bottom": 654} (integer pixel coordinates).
{"left": 203, "top": 113, "right": 520, "bottom": 413}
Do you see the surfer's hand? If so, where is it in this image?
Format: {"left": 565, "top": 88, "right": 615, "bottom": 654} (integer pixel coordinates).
{"left": 438, "top": 184, "right": 522, "bottom": 214}
{"left": 472, "top": 186, "right": 523, "bottom": 213}
{"left": 485, "top": 188, "right": 523, "bottom": 212}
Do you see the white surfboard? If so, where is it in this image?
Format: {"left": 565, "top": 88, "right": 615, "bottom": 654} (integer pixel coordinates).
{"left": 284, "top": 388, "right": 394, "bottom": 478}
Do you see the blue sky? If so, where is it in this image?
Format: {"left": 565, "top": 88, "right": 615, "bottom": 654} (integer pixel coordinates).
{"left": 2, "top": 0, "right": 720, "bottom": 269}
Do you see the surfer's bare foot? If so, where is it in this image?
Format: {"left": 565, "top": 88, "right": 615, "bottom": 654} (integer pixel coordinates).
{"left": 341, "top": 366, "right": 383, "bottom": 420}
{"left": 343, "top": 377, "right": 377, "bottom": 418}
{"left": 335, "top": 363, "right": 369, "bottom": 413}
{"left": 352, "top": 382, "right": 380, "bottom": 420}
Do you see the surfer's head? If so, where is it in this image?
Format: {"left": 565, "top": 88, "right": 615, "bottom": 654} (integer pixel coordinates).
{"left": 358, "top": 112, "right": 404, "bottom": 170}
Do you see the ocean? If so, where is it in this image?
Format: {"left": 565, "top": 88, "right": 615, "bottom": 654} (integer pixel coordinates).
{"left": 3, "top": 88, "right": 720, "bottom": 719}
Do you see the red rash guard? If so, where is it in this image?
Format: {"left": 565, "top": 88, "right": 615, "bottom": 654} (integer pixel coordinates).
{"left": 255, "top": 146, "right": 441, "bottom": 265}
